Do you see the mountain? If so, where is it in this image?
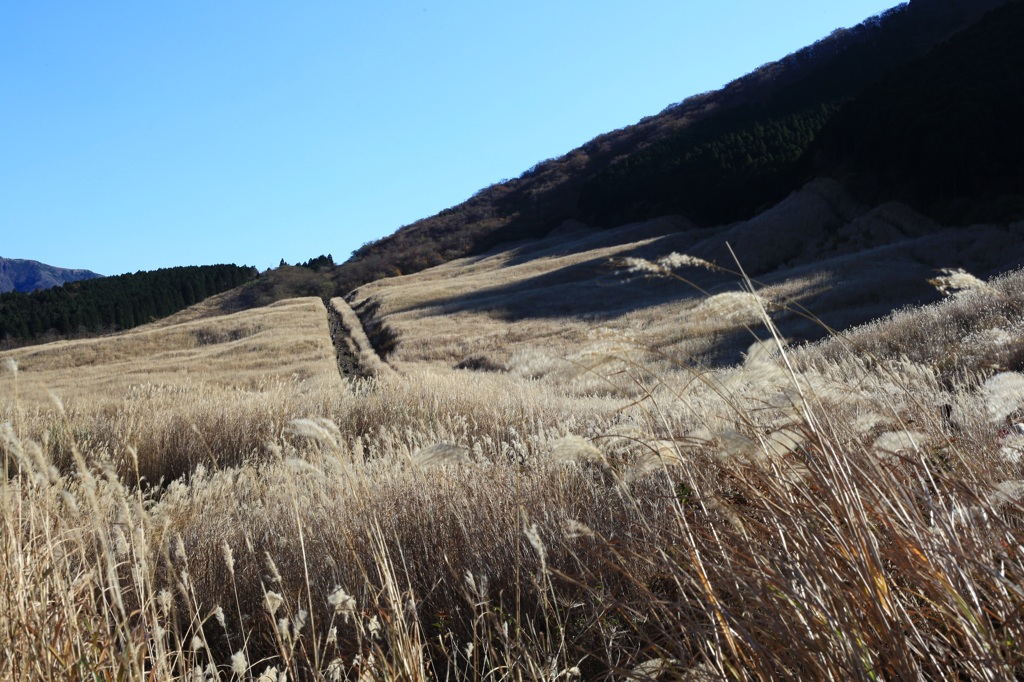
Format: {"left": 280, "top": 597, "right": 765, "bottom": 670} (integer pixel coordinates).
{"left": 0, "top": 257, "right": 103, "bottom": 294}
{"left": 331, "top": 0, "right": 1019, "bottom": 296}
{"left": 331, "top": 0, "right": 1024, "bottom": 371}
{"left": 9, "top": 0, "right": 1019, "bottom": 345}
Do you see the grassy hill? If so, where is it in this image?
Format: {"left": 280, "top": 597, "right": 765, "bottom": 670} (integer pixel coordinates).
{"left": 4, "top": 0, "right": 1024, "bottom": 678}
{"left": 2, "top": 297, "right": 341, "bottom": 482}
{"left": 343, "top": 178, "right": 1024, "bottom": 378}
{"left": 4, "top": 248, "right": 1024, "bottom": 678}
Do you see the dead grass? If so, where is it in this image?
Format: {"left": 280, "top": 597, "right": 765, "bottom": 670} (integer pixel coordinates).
{"left": 328, "top": 298, "right": 396, "bottom": 379}
{"left": 3, "top": 259, "right": 1024, "bottom": 679}
{"left": 804, "top": 267, "right": 1024, "bottom": 381}
{"left": 0, "top": 297, "right": 340, "bottom": 406}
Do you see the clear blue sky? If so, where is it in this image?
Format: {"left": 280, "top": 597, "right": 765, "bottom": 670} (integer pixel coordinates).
{"left": 1, "top": 1, "right": 900, "bottom": 276}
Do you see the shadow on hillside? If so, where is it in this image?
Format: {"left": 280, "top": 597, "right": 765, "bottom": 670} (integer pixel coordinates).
{"left": 492, "top": 216, "right": 695, "bottom": 269}
{"left": 427, "top": 220, "right": 1024, "bottom": 365}
{"left": 421, "top": 253, "right": 726, "bottom": 320}
{"left": 417, "top": 220, "right": 741, "bottom": 322}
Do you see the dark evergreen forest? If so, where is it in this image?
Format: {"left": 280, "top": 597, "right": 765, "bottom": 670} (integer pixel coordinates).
{"left": 811, "top": 0, "right": 1024, "bottom": 223}
{"left": 0, "top": 264, "right": 257, "bottom": 345}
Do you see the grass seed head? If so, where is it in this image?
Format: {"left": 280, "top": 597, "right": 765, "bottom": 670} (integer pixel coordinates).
{"left": 525, "top": 522, "right": 547, "bottom": 572}
{"left": 981, "top": 372, "right": 1024, "bottom": 423}
{"left": 872, "top": 430, "right": 930, "bottom": 460}
{"left": 327, "top": 586, "right": 357, "bottom": 621}
{"left": 221, "top": 542, "right": 235, "bottom": 576}
{"left": 410, "top": 442, "right": 470, "bottom": 469}
{"left": 929, "top": 267, "right": 993, "bottom": 296}
{"left": 231, "top": 651, "right": 248, "bottom": 676}
{"left": 158, "top": 589, "right": 173, "bottom": 617}
{"left": 264, "top": 591, "right": 284, "bottom": 617}
{"left": 256, "top": 665, "right": 281, "bottom": 682}
{"left": 550, "top": 435, "right": 606, "bottom": 466}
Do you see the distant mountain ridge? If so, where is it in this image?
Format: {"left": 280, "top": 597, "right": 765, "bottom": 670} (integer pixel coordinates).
{"left": 0, "top": 257, "right": 103, "bottom": 293}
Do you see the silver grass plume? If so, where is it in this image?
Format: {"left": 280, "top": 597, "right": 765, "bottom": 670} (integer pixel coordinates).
{"left": 410, "top": 442, "right": 470, "bottom": 469}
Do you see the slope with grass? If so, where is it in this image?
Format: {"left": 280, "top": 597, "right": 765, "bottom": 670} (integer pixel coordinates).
{"left": 4, "top": 0, "right": 1024, "bottom": 677}
{"left": 345, "top": 178, "right": 1024, "bottom": 378}
{"left": 1, "top": 297, "right": 343, "bottom": 483}
{"left": 4, "top": 230, "right": 1024, "bottom": 678}
{"left": 4, "top": 296, "right": 339, "bottom": 405}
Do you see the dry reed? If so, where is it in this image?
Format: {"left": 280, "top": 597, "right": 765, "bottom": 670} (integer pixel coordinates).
{"left": 2, "top": 264, "right": 1024, "bottom": 680}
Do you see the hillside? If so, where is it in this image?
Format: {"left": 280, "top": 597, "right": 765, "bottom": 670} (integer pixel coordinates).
{"left": 4, "top": 241, "right": 1024, "bottom": 678}
{"left": 345, "top": 179, "right": 1024, "bottom": 375}
{"left": 5, "top": 1, "right": 1024, "bottom": 677}
{"left": 330, "top": 0, "right": 1018, "bottom": 295}
{"left": 0, "top": 256, "right": 102, "bottom": 293}
{"left": 0, "top": 296, "right": 342, "bottom": 482}
{"left": 811, "top": 0, "right": 1024, "bottom": 223}
{"left": 578, "top": 0, "right": 1024, "bottom": 228}
{"left": 0, "top": 263, "right": 258, "bottom": 347}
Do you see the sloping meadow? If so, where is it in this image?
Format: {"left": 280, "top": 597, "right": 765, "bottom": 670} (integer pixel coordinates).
{"left": 3, "top": 266, "right": 1024, "bottom": 679}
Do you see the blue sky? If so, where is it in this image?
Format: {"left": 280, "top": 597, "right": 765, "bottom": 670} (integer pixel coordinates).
{"left": 1, "top": 1, "right": 900, "bottom": 276}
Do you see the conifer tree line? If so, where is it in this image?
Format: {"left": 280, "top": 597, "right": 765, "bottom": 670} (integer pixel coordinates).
{"left": 577, "top": 103, "right": 839, "bottom": 226}
{"left": 0, "top": 264, "right": 257, "bottom": 344}
{"left": 280, "top": 254, "right": 335, "bottom": 271}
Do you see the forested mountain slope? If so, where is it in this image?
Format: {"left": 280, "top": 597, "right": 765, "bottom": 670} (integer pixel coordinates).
{"left": 331, "top": 0, "right": 1016, "bottom": 295}
{"left": 0, "top": 264, "right": 257, "bottom": 346}
{"left": 812, "top": 0, "right": 1024, "bottom": 223}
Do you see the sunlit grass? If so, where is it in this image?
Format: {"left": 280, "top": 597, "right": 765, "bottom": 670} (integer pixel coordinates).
{"left": 2, "top": 265, "right": 1024, "bottom": 679}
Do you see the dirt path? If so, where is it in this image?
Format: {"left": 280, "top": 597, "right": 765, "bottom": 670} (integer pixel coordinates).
{"left": 325, "top": 300, "right": 364, "bottom": 378}
{"left": 324, "top": 297, "right": 396, "bottom": 379}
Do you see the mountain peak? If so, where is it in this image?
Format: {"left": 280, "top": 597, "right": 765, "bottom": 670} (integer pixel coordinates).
{"left": 0, "top": 257, "right": 103, "bottom": 294}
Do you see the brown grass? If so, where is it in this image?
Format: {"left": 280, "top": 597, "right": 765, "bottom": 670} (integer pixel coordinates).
{"left": 0, "top": 297, "right": 340, "bottom": 406}
{"left": 328, "top": 298, "right": 396, "bottom": 379}
{"left": 3, "top": 261, "right": 1024, "bottom": 679}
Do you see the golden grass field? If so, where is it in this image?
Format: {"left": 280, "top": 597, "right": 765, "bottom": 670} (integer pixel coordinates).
{"left": 2, "top": 297, "right": 341, "bottom": 404}
{"left": 346, "top": 181, "right": 1024, "bottom": 380}
{"left": 3, "top": 238, "right": 1024, "bottom": 679}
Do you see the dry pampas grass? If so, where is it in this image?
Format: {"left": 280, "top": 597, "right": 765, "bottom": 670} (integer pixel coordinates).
{"left": 2, "top": 265, "right": 1024, "bottom": 679}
